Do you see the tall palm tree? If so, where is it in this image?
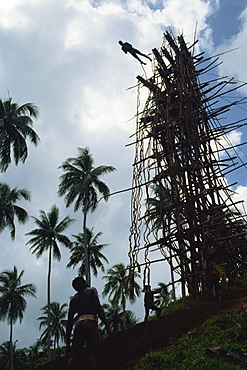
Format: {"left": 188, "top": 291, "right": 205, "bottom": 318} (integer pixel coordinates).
{"left": 0, "top": 97, "right": 40, "bottom": 172}
{"left": 102, "top": 263, "right": 141, "bottom": 329}
{"left": 37, "top": 302, "right": 67, "bottom": 357}
{"left": 0, "top": 266, "right": 37, "bottom": 370}
{"left": 67, "top": 227, "right": 109, "bottom": 279}
{"left": 0, "top": 183, "right": 30, "bottom": 240}
{"left": 26, "top": 205, "right": 74, "bottom": 362}
{"left": 58, "top": 147, "right": 116, "bottom": 286}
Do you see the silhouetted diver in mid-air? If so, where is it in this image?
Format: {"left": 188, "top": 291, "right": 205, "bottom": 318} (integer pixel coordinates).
{"left": 118, "top": 40, "right": 151, "bottom": 65}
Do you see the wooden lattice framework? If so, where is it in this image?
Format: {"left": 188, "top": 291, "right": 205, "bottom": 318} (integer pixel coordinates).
{"left": 128, "top": 32, "right": 247, "bottom": 300}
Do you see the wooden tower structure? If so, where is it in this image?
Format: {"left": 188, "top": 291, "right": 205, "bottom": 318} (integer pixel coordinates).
{"left": 128, "top": 32, "right": 247, "bottom": 300}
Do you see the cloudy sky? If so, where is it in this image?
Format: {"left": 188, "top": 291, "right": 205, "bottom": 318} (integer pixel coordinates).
{"left": 0, "top": 0, "right": 247, "bottom": 349}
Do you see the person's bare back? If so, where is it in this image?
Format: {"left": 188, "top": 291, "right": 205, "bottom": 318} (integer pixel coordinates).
{"left": 65, "top": 278, "right": 111, "bottom": 370}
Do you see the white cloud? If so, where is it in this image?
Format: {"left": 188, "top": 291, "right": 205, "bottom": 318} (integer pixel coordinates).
{"left": 214, "top": 129, "right": 243, "bottom": 159}
{"left": 215, "top": 6, "right": 247, "bottom": 92}
{"left": 232, "top": 185, "right": 247, "bottom": 213}
{"left": 0, "top": 1, "right": 30, "bottom": 31}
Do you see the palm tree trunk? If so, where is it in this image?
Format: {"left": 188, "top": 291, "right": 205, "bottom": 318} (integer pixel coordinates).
{"left": 10, "top": 319, "right": 14, "bottom": 370}
{"left": 47, "top": 244, "right": 52, "bottom": 362}
{"left": 53, "top": 338, "right": 56, "bottom": 359}
{"left": 83, "top": 193, "right": 90, "bottom": 286}
{"left": 122, "top": 295, "right": 126, "bottom": 330}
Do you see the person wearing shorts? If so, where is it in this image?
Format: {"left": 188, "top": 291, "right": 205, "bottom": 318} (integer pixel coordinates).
{"left": 65, "top": 277, "right": 111, "bottom": 370}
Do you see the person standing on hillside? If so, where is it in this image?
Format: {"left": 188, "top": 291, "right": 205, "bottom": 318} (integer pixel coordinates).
{"left": 143, "top": 284, "right": 162, "bottom": 321}
{"left": 65, "top": 276, "right": 112, "bottom": 370}
{"left": 205, "top": 255, "right": 222, "bottom": 303}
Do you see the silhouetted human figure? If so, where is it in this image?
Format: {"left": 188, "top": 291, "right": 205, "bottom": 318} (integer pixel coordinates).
{"left": 206, "top": 256, "right": 221, "bottom": 303}
{"left": 143, "top": 285, "right": 162, "bottom": 321}
{"left": 118, "top": 40, "right": 152, "bottom": 65}
{"left": 66, "top": 277, "right": 111, "bottom": 370}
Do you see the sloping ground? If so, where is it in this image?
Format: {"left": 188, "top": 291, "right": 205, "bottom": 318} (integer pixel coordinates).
{"left": 34, "top": 287, "right": 247, "bottom": 370}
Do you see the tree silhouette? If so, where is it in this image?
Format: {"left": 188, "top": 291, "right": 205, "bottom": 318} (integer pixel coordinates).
{"left": 0, "top": 97, "right": 40, "bottom": 172}
{"left": 0, "top": 266, "right": 36, "bottom": 370}
{"left": 67, "top": 227, "right": 109, "bottom": 279}
{"left": 102, "top": 263, "right": 141, "bottom": 329}
{"left": 0, "top": 183, "right": 30, "bottom": 240}
{"left": 58, "top": 147, "right": 116, "bottom": 286}
{"left": 37, "top": 302, "right": 67, "bottom": 357}
{"left": 26, "top": 205, "right": 74, "bottom": 362}
{"left": 100, "top": 302, "right": 139, "bottom": 334}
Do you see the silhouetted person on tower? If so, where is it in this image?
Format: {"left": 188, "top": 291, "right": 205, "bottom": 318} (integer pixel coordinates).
{"left": 118, "top": 40, "right": 152, "bottom": 65}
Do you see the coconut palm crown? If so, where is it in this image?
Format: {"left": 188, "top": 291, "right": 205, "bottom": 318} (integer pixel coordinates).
{"left": 0, "top": 183, "right": 30, "bottom": 240}
{"left": 0, "top": 97, "right": 40, "bottom": 172}
{"left": 58, "top": 147, "right": 116, "bottom": 286}
{"left": 67, "top": 228, "right": 109, "bottom": 278}
{"left": 0, "top": 266, "right": 36, "bottom": 370}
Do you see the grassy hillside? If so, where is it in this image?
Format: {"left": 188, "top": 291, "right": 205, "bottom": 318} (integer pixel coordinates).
{"left": 136, "top": 299, "right": 247, "bottom": 369}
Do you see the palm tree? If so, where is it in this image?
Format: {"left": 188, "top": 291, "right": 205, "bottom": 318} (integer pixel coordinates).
{"left": 102, "top": 263, "right": 141, "bottom": 329}
{"left": 0, "top": 341, "right": 30, "bottom": 370}
{"left": 26, "top": 205, "right": 74, "bottom": 362}
{"left": 0, "top": 266, "right": 37, "bottom": 370}
{"left": 145, "top": 183, "right": 172, "bottom": 233}
{"left": 26, "top": 339, "right": 47, "bottom": 368}
{"left": 37, "top": 302, "right": 67, "bottom": 358}
{"left": 99, "top": 303, "right": 139, "bottom": 334}
{"left": 100, "top": 303, "right": 123, "bottom": 333}
{"left": 121, "top": 309, "right": 139, "bottom": 330}
{"left": 0, "top": 96, "right": 40, "bottom": 172}
{"left": 0, "top": 183, "right": 30, "bottom": 240}
{"left": 154, "top": 282, "right": 172, "bottom": 309}
{"left": 67, "top": 227, "right": 109, "bottom": 279}
{"left": 99, "top": 301, "right": 139, "bottom": 337}
{"left": 0, "top": 341, "right": 11, "bottom": 370}
{"left": 58, "top": 147, "right": 116, "bottom": 286}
